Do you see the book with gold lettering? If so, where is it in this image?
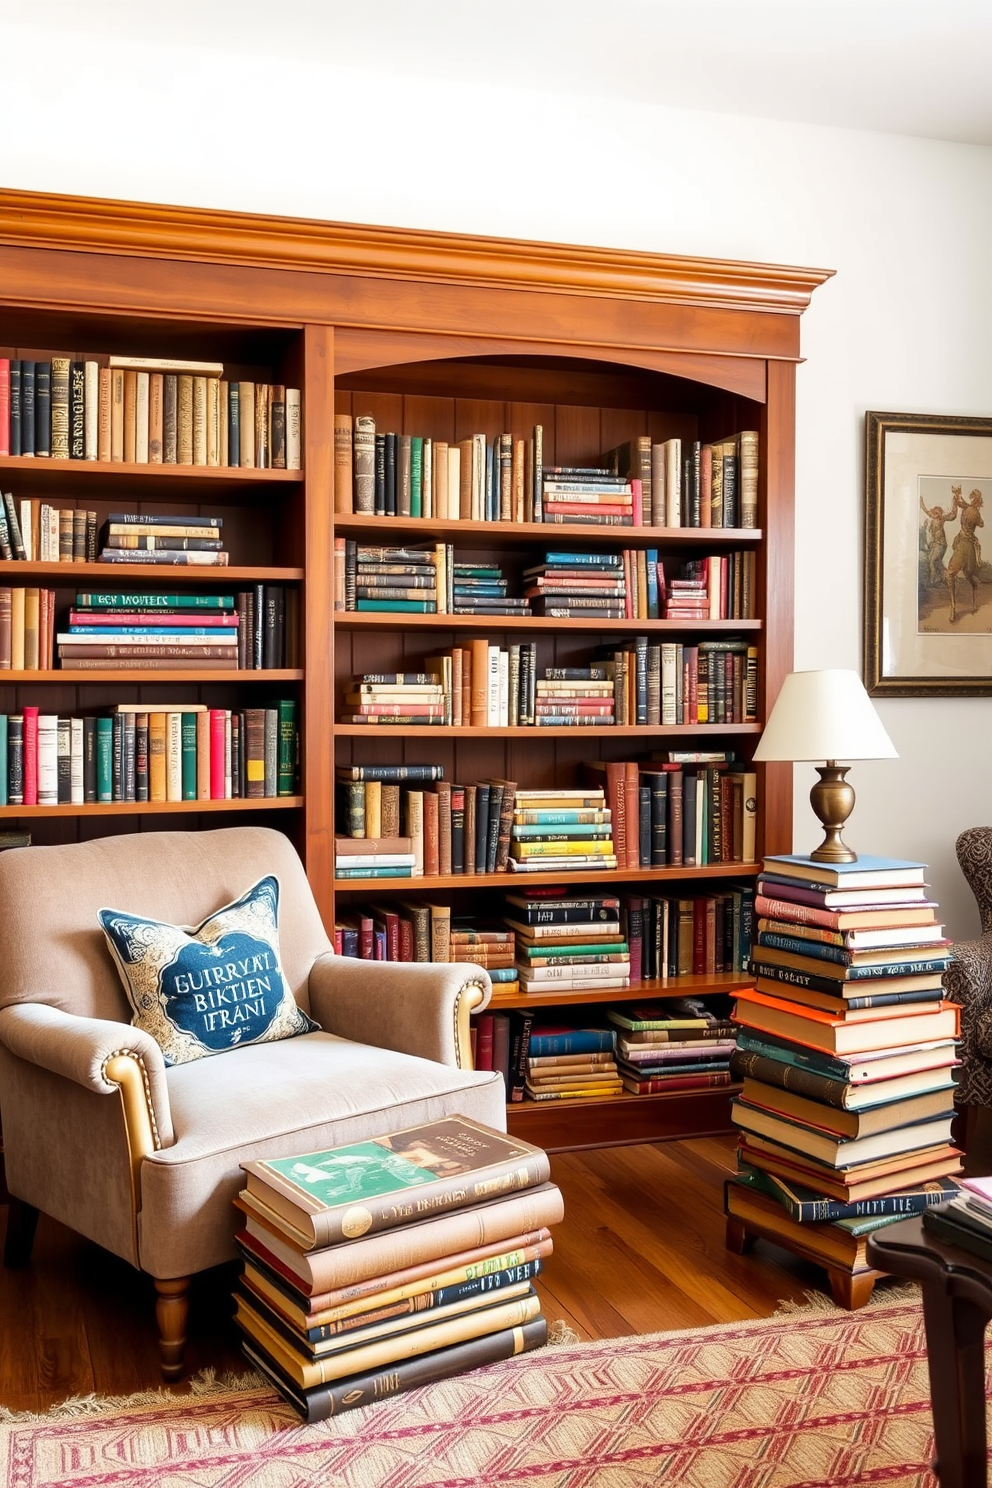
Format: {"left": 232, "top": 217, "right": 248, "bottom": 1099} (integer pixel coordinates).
{"left": 241, "top": 1116, "right": 550, "bottom": 1250}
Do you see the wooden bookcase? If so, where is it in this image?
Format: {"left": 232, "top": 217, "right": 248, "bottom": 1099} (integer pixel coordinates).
{"left": 0, "top": 190, "right": 829, "bottom": 1151}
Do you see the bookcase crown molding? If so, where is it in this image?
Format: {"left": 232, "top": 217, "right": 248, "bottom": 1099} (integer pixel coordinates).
{"left": 0, "top": 189, "right": 833, "bottom": 318}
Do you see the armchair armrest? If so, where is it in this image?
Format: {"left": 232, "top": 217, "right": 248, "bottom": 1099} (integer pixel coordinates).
{"left": 0, "top": 1003, "right": 174, "bottom": 1149}
{"left": 944, "top": 932, "right": 992, "bottom": 1105}
{"left": 307, "top": 954, "right": 491, "bottom": 1068}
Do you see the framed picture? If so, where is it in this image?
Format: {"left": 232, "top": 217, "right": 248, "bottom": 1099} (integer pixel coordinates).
{"left": 864, "top": 410, "right": 992, "bottom": 695}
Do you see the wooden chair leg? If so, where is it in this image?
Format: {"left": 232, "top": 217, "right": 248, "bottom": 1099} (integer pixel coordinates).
{"left": 3, "top": 1198, "right": 39, "bottom": 1268}
{"left": 155, "top": 1276, "right": 190, "bottom": 1381}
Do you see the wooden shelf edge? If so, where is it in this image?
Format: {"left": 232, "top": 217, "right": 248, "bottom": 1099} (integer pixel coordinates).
{"left": 334, "top": 613, "right": 761, "bottom": 632}
{"left": 1, "top": 669, "right": 304, "bottom": 683}
{"left": 487, "top": 973, "right": 753, "bottom": 1011}
{"left": 0, "top": 797, "right": 303, "bottom": 817}
{"left": 0, "top": 565, "right": 305, "bottom": 582}
{"left": 334, "top": 864, "right": 758, "bottom": 891}
{"left": 334, "top": 514, "right": 763, "bottom": 543}
{"left": 0, "top": 455, "right": 301, "bottom": 482}
{"left": 334, "top": 723, "right": 759, "bottom": 738}
{"left": 504, "top": 1084, "right": 739, "bottom": 1153}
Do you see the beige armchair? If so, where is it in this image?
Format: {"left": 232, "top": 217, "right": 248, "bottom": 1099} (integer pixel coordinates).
{"left": 0, "top": 826, "right": 502, "bottom": 1378}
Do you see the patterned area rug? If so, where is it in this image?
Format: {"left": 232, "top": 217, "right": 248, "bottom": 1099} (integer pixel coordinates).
{"left": 0, "top": 1299, "right": 946, "bottom": 1487}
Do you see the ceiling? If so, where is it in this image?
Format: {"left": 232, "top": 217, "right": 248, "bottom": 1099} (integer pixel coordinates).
{"left": 15, "top": 0, "right": 992, "bottom": 147}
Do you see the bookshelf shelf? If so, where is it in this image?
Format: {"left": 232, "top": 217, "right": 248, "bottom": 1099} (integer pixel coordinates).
{"left": 482, "top": 971, "right": 752, "bottom": 1012}
{"left": 334, "top": 613, "right": 762, "bottom": 634}
{"left": 504, "top": 1083, "right": 744, "bottom": 1150}
{"left": 334, "top": 722, "right": 761, "bottom": 739}
{"left": 334, "top": 513, "right": 763, "bottom": 546}
{"left": 0, "top": 187, "right": 828, "bottom": 1152}
{"left": 0, "top": 796, "right": 303, "bottom": 818}
{"left": 334, "top": 863, "right": 759, "bottom": 892}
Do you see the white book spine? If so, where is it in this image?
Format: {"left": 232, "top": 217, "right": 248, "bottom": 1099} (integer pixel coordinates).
{"left": 84, "top": 361, "right": 100, "bottom": 459}
{"left": 70, "top": 716, "right": 84, "bottom": 804}
{"left": 225, "top": 710, "right": 233, "bottom": 798}
{"left": 19, "top": 499, "right": 32, "bottom": 561}
{"left": 498, "top": 648, "right": 509, "bottom": 728}
{"left": 264, "top": 708, "right": 278, "bottom": 799}
{"left": 487, "top": 646, "right": 501, "bottom": 726}
{"left": 446, "top": 445, "right": 460, "bottom": 521}
{"left": 166, "top": 712, "right": 183, "bottom": 802}
{"left": 285, "top": 388, "right": 301, "bottom": 470}
{"left": 134, "top": 372, "right": 150, "bottom": 463}
{"left": 37, "top": 714, "right": 59, "bottom": 805}
{"left": 665, "top": 437, "right": 682, "bottom": 527}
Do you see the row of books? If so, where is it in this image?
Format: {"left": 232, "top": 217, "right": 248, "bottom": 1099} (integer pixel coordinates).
{"left": 0, "top": 355, "right": 301, "bottom": 469}
{"left": 55, "top": 585, "right": 296, "bottom": 671}
{"left": 725, "top": 851, "right": 961, "bottom": 1251}
{"left": 234, "top": 1116, "right": 558, "bottom": 1420}
{"left": 333, "top": 543, "right": 756, "bottom": 623}
{"left": 0, "top": 587, "right": 55, "bottom": 669}
{"left": 334, "top": 762, "right": 758, "bottom": 878}
{"left": 341, "top": 642, "right": 758, "bottom": 730}
{"left": 0, "top": 496, "right": 98, "bottom": 562}
{"left": 335, "top": 415, "right": 758, "bottom": 529}
{"left": 0, "top": 701, "right": 298, "bottom": 805}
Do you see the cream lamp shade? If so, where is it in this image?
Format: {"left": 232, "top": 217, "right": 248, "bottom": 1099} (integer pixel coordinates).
{"left": 753, "top": 668, "right": 897, "bottom": 862}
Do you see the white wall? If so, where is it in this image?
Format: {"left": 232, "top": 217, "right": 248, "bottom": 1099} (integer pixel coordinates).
{"left": 4, "top": 21, "right": 992, "bottom": 937}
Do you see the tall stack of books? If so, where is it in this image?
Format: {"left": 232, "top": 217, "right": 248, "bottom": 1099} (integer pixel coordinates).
{"left": 540, "top": 467, "right": 635, "bottom": 525}
{"left": 726, "top": 852, "right": 962, "bottom": 1249}
{"left": 234, "top": 1116, "right": 559, "bottom": 1420}
{"left": 97, "top": 512, "right": 228, "bottom": 566}
{"left": 342, "top": 673, "right": 447, "bottom": 726}
{"left": 506, "top": 890, "right": 630, "bottom": 995}
{"left": 452, "top": 562, "right": 529, "bottom": 617}
{"left": 608, "top": 998, "right": 737, "bottom": 1095}
{"left": 523, "top": 552, "right": 627, "bottom": 618}
{"left": 58, "top": 590, "right": 238, "bottom": 671}
{"left": 508, "top": 788, "right": 616, "bottom": 871}
{"left": 535, "top": 668, "right": 617, "bottom": 726}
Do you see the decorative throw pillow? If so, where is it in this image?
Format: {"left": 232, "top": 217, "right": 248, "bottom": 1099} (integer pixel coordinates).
{"left": 99, "top": 875, "right": 317, "bottom": 1065}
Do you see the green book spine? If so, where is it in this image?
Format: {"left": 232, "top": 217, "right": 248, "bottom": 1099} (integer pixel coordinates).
{"left": 74, "top": 593, "right": 235, "bottom": 609}
{"left": 0, "top": 716, "right": 7, "bottom": 806}
{"left": 181, "top": 713, "right": 198, "bottom": 800}
{"left": 95, "top": 717, "right": 114, "bottom": 804}
{"left": 410, "top": 436, "right": 423, "bottom": 518}
{"left": 277, "top": 699, "right": 298, "bottom": 796}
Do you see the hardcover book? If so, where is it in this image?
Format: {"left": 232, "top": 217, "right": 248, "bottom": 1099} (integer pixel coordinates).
{"left": 241, "top": 1116, "right": 551, "bottom": 1250}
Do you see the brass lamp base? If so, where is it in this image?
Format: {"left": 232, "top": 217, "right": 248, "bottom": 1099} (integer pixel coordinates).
{"left": 809, "top": 761, "right": 858, "bottom": 863}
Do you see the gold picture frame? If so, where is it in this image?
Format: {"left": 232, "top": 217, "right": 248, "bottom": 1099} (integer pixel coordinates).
{"left": 864, "top": 410, "right": 992, "bottom": 696}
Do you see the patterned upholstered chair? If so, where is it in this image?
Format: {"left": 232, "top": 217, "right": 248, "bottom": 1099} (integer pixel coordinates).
{"left": 0, "top": 827, "right": 502, "bottom": 1378}
{"left": 944, "top": 828, "right": 992, "bottom": 1128}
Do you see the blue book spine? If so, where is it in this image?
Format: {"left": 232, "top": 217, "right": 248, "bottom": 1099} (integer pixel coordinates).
{"left": 95, "top": 717, "right": 114, "bottom": 804}
{"left": 646, "top": 549, "right": 659, "bottom": 618}
{"left": 527, "top": 1029, "right": 615, "bottom": 1056}
{"left": 0, "top": 716, "right": 7, "bottom": 806}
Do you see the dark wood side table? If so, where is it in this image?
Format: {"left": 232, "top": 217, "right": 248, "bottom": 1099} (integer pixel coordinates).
{"left": 867, "top": 1215, "right": 992, "bottom": 1488}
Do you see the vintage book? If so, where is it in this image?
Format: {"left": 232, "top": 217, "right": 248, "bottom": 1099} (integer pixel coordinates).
{"left": 732, "top": 989, "right": 960, "bottom": 1055}
{"left": 237, "top": 1181, "right": 564, "bottom": 1294}
{"left": 732, "top": 1093, "right": 956, "bottom": 1165}
{"left": 241, "top": 1116, "right": 550, "bottom": 1250}
{"left": 334, "top": 412, "right": 354, "bottom": 512}
{"left": 729, "top": 1046, "right": 958, "bottom": 1111}
{"left": 108, "top": 354, "right": 224, "bottom": 376}
{"left": 49, "top": 356, "right": 70, "bottom": 458}
{"left": 69, "top": 360, "right": 85, "bottom": 457}
{"left": 286, "top": 388, "right": 302, "bottom": 469}
{"left": 762, "top": 853, "right": 927, "bottom": 890}
{"left": 735, "top": 1162, "right": 961, "bottom": 1224}
{"left": 241, "top": 1315, "right": 548, "bottom": 1423}
{"left": 736, "top": 1135, "right": 962, "bottom": 1204}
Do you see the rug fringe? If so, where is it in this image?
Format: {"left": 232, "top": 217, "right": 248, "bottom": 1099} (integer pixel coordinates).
{"left": 0, "top": 1368, "right": 266, "bottom": 1424}
{"left": 772, "top": 1280, "right": 919, "bottom": 1317}
{"left": 547, "top": 1318, "right": 581, "bottom": 1345}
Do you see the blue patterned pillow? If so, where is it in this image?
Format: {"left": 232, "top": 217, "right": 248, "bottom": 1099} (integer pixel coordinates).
{"left": 99, "top": 875, "right": 317, "bottom": 1065}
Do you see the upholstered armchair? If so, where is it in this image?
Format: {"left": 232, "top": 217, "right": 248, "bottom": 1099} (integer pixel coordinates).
{"left": 943, "top": 827, "right": 992, "bottom": 1122}
{"left": 0, "top": 826, "right": 502, "bottom": 1378}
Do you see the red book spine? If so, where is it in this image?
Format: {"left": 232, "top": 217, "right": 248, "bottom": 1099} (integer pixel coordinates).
{"left": 0, "top": 359, "right": 9, "bottom": 457}
{"left": 630, "top": 477, "right": 643, "bottom": 527}
{"left": 623, "top": 760, "right": 639, "bottom": 869}
{"left": 22, "top": 705, "right": 39, "bottom": 805}
{"left": 209, "top": 708, "right": 227, "bottom": 799}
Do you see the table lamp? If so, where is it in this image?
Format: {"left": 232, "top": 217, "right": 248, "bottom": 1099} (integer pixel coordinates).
{"left": 752, "top": 668, "right": 897, "bottom": 863}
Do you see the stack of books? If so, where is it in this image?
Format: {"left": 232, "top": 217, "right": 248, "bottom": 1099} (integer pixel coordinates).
{"left": 452, "top": 562, "right": 529, "bottom": 617}
{"left": 535, "top": 669, "right": 616, "bottom": 727}
{"left": 450, "top": 921, "right": 518, "bottom": 987}
{"left": 508, "top": 788, "right": 616, "bottom": 871}
{"left": 335, "top": 837, "right": 416, "bottom": 880}
{"left": 523, "top": 552, "right": 628, "bottom": 618}
{"left": 522, "top": 1020, "right": 620, "bottom": 1101}
{"left": 923, "top": 1175, "right": 992, "bottom": 1258}
{"left": 608, "top": 999, "right": 737, "bottom": 1095}
{"left": 540, "top": 467, "right": 636, "bottom": 526}
{"left": 727, "top": 852, "right": 962, "bottom": 1244}
{"left": 506, "top": 891, "right": 630, "bottom": 993}
{"left": 98, "top": 512, "right": 228, "bottom": 566}
{"left": 351, "top": 543, "right": 439, "bottom": 613}
{"left": 342, "top": 673, "right": 447, "bottom": 726}
{"left": 233, "top": 1116, "right": 559, "bottom": 1420}
{"left": 58, "top": 590, "right": 238, "bottom": 671}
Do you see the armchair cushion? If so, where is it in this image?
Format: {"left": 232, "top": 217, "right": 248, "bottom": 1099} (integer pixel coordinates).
{"left": 99, "top": 874, "right": 317, "bottom": 1065}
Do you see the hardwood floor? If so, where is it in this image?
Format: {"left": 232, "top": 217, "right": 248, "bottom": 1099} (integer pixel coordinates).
{"left": 0, "top": 1132, "right": 888, "bottom": 1413}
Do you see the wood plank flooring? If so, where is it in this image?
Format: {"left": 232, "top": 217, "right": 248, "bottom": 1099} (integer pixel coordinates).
{"left": 0, "top": 1132, "right": 900, "bottom": 1412}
